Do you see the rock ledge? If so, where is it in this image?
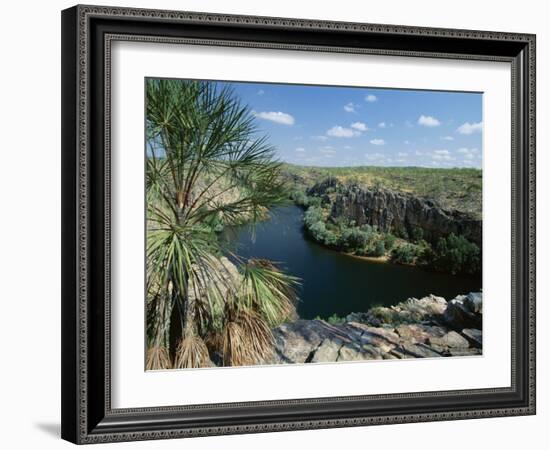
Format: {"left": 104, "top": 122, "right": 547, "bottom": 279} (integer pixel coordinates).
{"left": 270, "top": 292, "right": 482, "bottom": 364}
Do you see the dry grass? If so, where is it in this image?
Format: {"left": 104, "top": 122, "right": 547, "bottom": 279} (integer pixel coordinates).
{"left": 204, "top": 331, "right": 224, "bottom": 354}
{"left": 146, "top": 346, "right": 172, "bottom": 370}
{"left": 173, "top": 335, "right": 211, "bottom": 369}
{"left": 222, "top": 310, "right": 274, "bottom": 366}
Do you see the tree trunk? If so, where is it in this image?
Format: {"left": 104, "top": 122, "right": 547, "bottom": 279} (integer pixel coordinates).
{"left": 149, "top": 288, "right": 172, "bottom": 348}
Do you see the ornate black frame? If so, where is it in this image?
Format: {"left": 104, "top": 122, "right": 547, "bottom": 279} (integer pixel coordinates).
{"left": 61, "top": 4, "right": 536, "bottom": 444}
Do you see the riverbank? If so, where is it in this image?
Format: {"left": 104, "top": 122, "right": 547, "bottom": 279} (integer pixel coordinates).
{"left": 224, "top": 205, "right": 482, "bottom": 320}
{"left": 296, "top": 177, "right": 482, "bottom": 277}
{"left": 269, "top": 292, "right": 482, "bottom": 364}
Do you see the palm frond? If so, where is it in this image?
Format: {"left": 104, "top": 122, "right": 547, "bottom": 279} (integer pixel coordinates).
{"left": 146, "top": 346, "right": 172, "bottom": 371}
{"left": 238, "top": 259, "right": 300, "bottom": 327}
{"left": 173, "top": 335, "right": 211, "bottom": 369}
{"left": 222, "top": 309, "right": 274, "bottom": 367}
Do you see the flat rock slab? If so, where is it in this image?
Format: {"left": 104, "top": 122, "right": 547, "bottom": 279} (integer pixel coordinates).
{"left": 311, "top": 338, "right": 342, "bottom": 363}
{"left": 271, "top": 293, "right": 482, "bottom": 365}
{"left": 428, "top": 331, "right": 470, "bottom": 349}
{"left": 462, "top": 328, "right": 482, "bottom": 347}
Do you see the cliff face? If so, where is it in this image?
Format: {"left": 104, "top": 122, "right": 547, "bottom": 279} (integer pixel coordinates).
{"left": 308, "top": 179, "right": 481, "bottom": 245}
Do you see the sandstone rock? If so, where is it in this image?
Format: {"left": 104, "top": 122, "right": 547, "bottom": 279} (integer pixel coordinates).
{"left": 462, "top": 328, "right": 482, "bottom": 347}
{"left": 272, "top": 320, "right": 331, "bottom": 363}
{"left": 395, "top": 324, "right": 431, "bottom": 344}
{"left": 428, "top": 330, "right": 470, "bottom": 349}
{"left": 338, "top": 344, "right": 381, "bottom": 361}
{"left": 310, "top": 338, "right": 342, "bottom": 363}
{"left": 448, "top": 348, "right": 482, "bottom": 357}
{"left": 392, "top": 343, "right": 443, "bottom": 359}
{"left": 271, "top": 293, "right": 482, "bottom": 365}
{"left": 465, "top": 292, "right": 483, "bottom": 314}
{"left": 308, "top": 181, "right": 481, "bottom": 245}
{"left": 443, "top": 294, "right": 482, "bottom": 329}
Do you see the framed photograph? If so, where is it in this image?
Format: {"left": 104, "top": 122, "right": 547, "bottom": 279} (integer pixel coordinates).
{"left": 61, "top": 5, "right": 536, "bottom": 444}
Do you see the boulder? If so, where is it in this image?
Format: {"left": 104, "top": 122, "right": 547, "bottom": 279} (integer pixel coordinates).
{"left": 392, "top": 343, "right": 443, "bottom": 359}
{"left": 465, "top": 292, "right": 483, "bottom": 314}
{"left": 338, "top": 344, "right": 381, "bottom": 361}
{"left": 310, "top": 338, "right": 342, "bottom": 363}
{"left": 428, "top": 331, "right": 470, "bottom": 349}
{"left": 272, "top": 320, "right": 331, "bottom": 363}
{"left": 271, "top": 293, "right": 482, "bottom": 365}
{"left": 462, "top": 328, "right": 482, "bottom": 347}
{"left": 443, "top": 293, "right": 482, "bottom": 329}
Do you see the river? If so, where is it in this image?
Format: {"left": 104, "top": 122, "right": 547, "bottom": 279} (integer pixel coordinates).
{"left": 222, "top": 205, "right": 482, "bottom": 320}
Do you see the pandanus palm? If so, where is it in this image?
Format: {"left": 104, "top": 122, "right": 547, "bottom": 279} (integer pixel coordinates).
{"left": 145, "top": 79, "right": 298, "bottom": 369}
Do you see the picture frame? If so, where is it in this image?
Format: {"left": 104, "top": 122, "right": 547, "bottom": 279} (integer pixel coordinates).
{"left": 61, "top": 4, "right": 536, "bottom": 444}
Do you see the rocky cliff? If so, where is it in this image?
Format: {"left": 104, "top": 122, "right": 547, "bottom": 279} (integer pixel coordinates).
{"left": 270, "top": 292, "right": 482, "bottom": 364}
{"left": 307, "top": 179, "right": 481, "bottom": 245}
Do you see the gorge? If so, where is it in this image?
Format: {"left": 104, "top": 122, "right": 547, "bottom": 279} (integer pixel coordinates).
{"left": 222, "top": 204, "right": 481, "bottom": 321}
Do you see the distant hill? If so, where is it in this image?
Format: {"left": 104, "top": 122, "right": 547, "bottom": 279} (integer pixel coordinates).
{"left": 281, "top": 163, "right": 482, "bottom": 219}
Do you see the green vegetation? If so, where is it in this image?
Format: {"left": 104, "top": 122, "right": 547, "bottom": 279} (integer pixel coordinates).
{"left": 145, "top": 79, "right": 299, "bottom": 369}
{"left": 389, "top": 234, "right": 481, "bottom": 275}
{"left": 283, "top": 163, "right": 482, "bottom": 218}
{"left": 314, "top": 313, "right": 346, "bottom": 325}
{"left": 303, "top": 205, "right": 393, "bottom": 258}
{"left": 291, "top": 167, "right": 481, "bottom": 276}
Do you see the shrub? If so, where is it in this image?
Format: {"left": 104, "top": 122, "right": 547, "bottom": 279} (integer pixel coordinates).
{"left": 308, "top": 221, "right": 327, "bottom": 241}
{"left": 322, "top": 229, "right": 339, "bottom": 247}
{"left": 290, "top": 190, "right": 309, "bottom": 207}
{"left": 411, "top": 226, "right": 424, "bottom": 243}
{"left": 383, "top": 233, "right": 396, "bottom": 250}
{"left": 304, "top": 206, "right": 324, "bottom": 227}
{"left": 326, "top": 313, "right": 346, "bottom": 325}
{"left": 391, "top": 243, "right": 419, "bottom": 264}
{"left": 394, "top": 224, "right": 409, "bottom": 240}
{"left": 372, "top": 240, "right": 386, "bottom": 257}
{"left": 429, "top": 233, "right": 481, "bottom": 275}
{"left": 340, "top": 228, "right": 369, "bottom": 251}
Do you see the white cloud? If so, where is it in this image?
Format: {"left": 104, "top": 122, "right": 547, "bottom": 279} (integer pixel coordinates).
{"left": 370, "top": 139, "right": 385, "bottom": 146}
{"left": 431, "top": 149, "right": 454, "bottom": 161}
{"left": 365, "top": 152, "right": 385, "bottom": 161}
{"left": 327, "top": 126, "right": 361, "bottom": 138}
{"left": 344, "top": 145, "right": 353, "bottom": 150}
{"left": 404, "top": 140, "right": 411, "bottom": 145}
{"left": 442, "top": 136, "right": 454, "bottom": 141}
{"left": 365, "top": 94, "right": 378, "bottom": 102}
{"left": 415, "top": 150, "right": 424, "bottom": 156}
{"left": 350, "top": 121, "right": 368, "bottom": 131}
{"left": 378, "top": 122, "right": 386, "bottom": 128}
{"left": 311, "top": 135, "right": 328, "bottom": 141}
{"left": 320, "top": 146, "right": 336, "bottom": 155}
{"left": 344, "top": 102, "right": 358, "bottom": 113}
{"left": 397, "top": 152, "right": 408, "bottom": 157}
{"left": 418, "top": 115, "right": 441, "bottom": 127}
{"left": 254, "top": 111, "right": 295, "bottom": 125}
{"left": 457, "top": 147, "right": 480, "bottom": 159}
{"left": 295, "top": 147, "right": 305, "bottom": 152}
{"left": 456, "top": 121, "right": 483, "bottom": 134}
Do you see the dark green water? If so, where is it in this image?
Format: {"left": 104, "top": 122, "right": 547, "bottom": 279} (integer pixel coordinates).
{"left": 222, "top": 205, "right": 482, "bottom": 320}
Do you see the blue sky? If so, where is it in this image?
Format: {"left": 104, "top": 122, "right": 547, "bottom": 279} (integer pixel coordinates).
{"left": 222, "top": 81, "right": 483, "bottom": 169}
